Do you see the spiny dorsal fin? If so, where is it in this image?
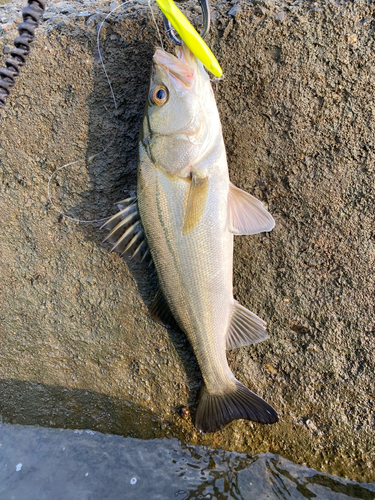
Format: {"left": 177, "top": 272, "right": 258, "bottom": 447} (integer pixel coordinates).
{"left": 226, "top": 300, "right": 268, "bottom": 350}
{"left": 195, "top": 379, "right": 279, "bottom": 433}
{"left": 182, "top": 174, "right": 209, "bottom": 235}
{"left": 228, "top": 183, "right": 275, "bottom": 235}
{"left": 150, "top": 288, "right": 180, "bottom": 330}
{"left": 101, "top": 195, "right": 151, "bottom": 264}
{"left": 100, "top": 193, "right": 137, "bottom": 231}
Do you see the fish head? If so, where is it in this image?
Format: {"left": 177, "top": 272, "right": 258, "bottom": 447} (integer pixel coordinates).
{"left": 143, "top": 43, "right": 216, "bottom": 178}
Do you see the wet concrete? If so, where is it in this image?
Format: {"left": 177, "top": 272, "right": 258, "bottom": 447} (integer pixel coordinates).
{"left": 1, "top": 422, "right": 374, "bottom": 500}
{"left": 0, "top": 0, "right": 374, "bottom": 483}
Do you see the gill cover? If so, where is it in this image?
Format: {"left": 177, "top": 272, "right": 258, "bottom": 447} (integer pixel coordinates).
{"left": 144, "top": 44, "right": 212, "bottom": 179}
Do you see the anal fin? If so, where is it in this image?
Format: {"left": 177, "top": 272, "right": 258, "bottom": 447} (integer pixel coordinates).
{"left": 226, "top": 300, "right": 268, "bottom": 350}
{"left": 228, "top": 183, "right": 275, "bottom": 235}
{"left": 182, "top": 174, "right": 209, "bottom": 235}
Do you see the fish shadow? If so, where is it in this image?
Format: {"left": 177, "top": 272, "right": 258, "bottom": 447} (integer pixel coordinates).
{"left": 54, "top": 20, "right": 202, "bottom": 420}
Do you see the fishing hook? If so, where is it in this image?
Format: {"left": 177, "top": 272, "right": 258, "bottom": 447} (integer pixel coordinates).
{"left": 0, "top": 0, "right": 47, "bottom": 118}
{"left": 162, "top": 0, "right": 210, "bottom": 46}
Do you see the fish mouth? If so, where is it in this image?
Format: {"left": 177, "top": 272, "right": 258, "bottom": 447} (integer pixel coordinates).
{"left": 154, "top": 46, "right": 194, "bottom": 88}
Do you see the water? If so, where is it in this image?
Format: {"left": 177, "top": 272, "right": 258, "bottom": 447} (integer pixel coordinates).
{"left": 0, "top": 423, "right": 374, "bottom": 499}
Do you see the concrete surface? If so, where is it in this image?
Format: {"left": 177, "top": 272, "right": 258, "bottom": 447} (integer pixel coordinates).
{"left": 0, "top": 0, "right": 374, "bottom": 482}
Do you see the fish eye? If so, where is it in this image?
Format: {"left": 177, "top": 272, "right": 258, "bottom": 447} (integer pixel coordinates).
{"left": 150, "top": 85, "right": 169, "bottom": 106}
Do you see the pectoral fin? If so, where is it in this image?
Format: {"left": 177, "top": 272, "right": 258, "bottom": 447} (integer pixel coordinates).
{"left": 182, "top": 174, "right": 209, "bottom": 235}
{"left": 228, "top": 183, "right": 275, "bottom": 235}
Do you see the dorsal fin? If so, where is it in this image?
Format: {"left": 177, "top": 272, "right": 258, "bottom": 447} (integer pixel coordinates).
{"left": 150, "top": 288, "right": 180, "bottom": 330}
{"left": 226, "top": 300, "right": 268, "bottom": 350}
{"left": 228, "top": 183, "right": 275, "bottom": 235}
{"left": 101, "top": 194, "right": 151, "bottom": 264}
{"left": 100, "top": 193, "right": 137, "bottom": 231}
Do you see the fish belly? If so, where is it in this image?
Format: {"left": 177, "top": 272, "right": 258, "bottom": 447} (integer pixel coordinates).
{"left": 138, "top": 145, "right": 234, "bottom": 393}
{"left": 137, "top": 143, "right": 279, "bottom": 432}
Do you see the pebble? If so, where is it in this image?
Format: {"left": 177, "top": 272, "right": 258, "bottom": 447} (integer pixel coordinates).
{"left": 275, "top": 11, "right": 285, "bottom": 22}
{"left": 76, "top": 11, "right": 91, "bottom": 18}
{"left": 305, "top": 419, "right": 318, "bottom": 432}
{"left": 180, "top": 407, "right": 190, "bottom": 420}
{"left": 265, "top": 363, "right": 277, "bottom": 375}
{"left": 228, "top": 5, "right": 240, "bottom": 17}
{"left": 254, "top": 5, "right": 265, "bottom": 17}
{"left": 357, "top": 17, "right": 373, "bottom": 27}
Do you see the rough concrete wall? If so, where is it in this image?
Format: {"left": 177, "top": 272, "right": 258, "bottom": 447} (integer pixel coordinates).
{"left": 0, "top": 0, "right": 374, "bottom": 482}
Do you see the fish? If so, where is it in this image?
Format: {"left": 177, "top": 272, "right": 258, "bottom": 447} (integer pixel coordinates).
{"left": 102, "top": 43, "right": 278, "bottom": 433}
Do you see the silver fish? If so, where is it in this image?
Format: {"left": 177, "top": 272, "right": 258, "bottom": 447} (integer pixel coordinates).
{"left": 103, "top": 44, "right": 278, "bottom": 433}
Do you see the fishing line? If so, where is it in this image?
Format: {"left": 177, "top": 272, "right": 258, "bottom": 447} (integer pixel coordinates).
{"left": 47, "top": 0, "right": 218, "bottom": 223}
{"left": 148, "top": 0, "right": 164, "bottom": 50}
{"left": 48, "top": 156, "right": 113, "bottom": 224}
{"left": 47, "top": 0, "right": 164, "bottom": 223}
{"left": 47, "top": 0, "right": 132, "bottom": 223}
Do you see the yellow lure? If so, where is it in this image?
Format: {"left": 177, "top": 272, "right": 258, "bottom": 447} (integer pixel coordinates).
{"left": 155, "top": 0, "right": 223, "bottom": 78}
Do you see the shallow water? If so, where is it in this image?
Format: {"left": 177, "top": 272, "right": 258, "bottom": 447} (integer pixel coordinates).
{"left": 0, "top": 423, "right": 374, "bottom": 500}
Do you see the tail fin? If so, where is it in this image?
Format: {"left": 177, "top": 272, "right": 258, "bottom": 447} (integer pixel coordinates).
{"left": 195, "top": 380, "right": 278, "bottom": 433}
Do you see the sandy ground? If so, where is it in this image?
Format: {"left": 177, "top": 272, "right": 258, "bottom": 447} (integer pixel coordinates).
{"left": 0, "top": 0, "right": 374, "bottom": 482}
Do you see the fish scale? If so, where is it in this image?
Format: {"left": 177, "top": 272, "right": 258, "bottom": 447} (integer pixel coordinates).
{"left": 138, "top": 146, "right": 233, "bottom": 391}
{"left": 103, "top": 42, "right": 278, "bottom": 433}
